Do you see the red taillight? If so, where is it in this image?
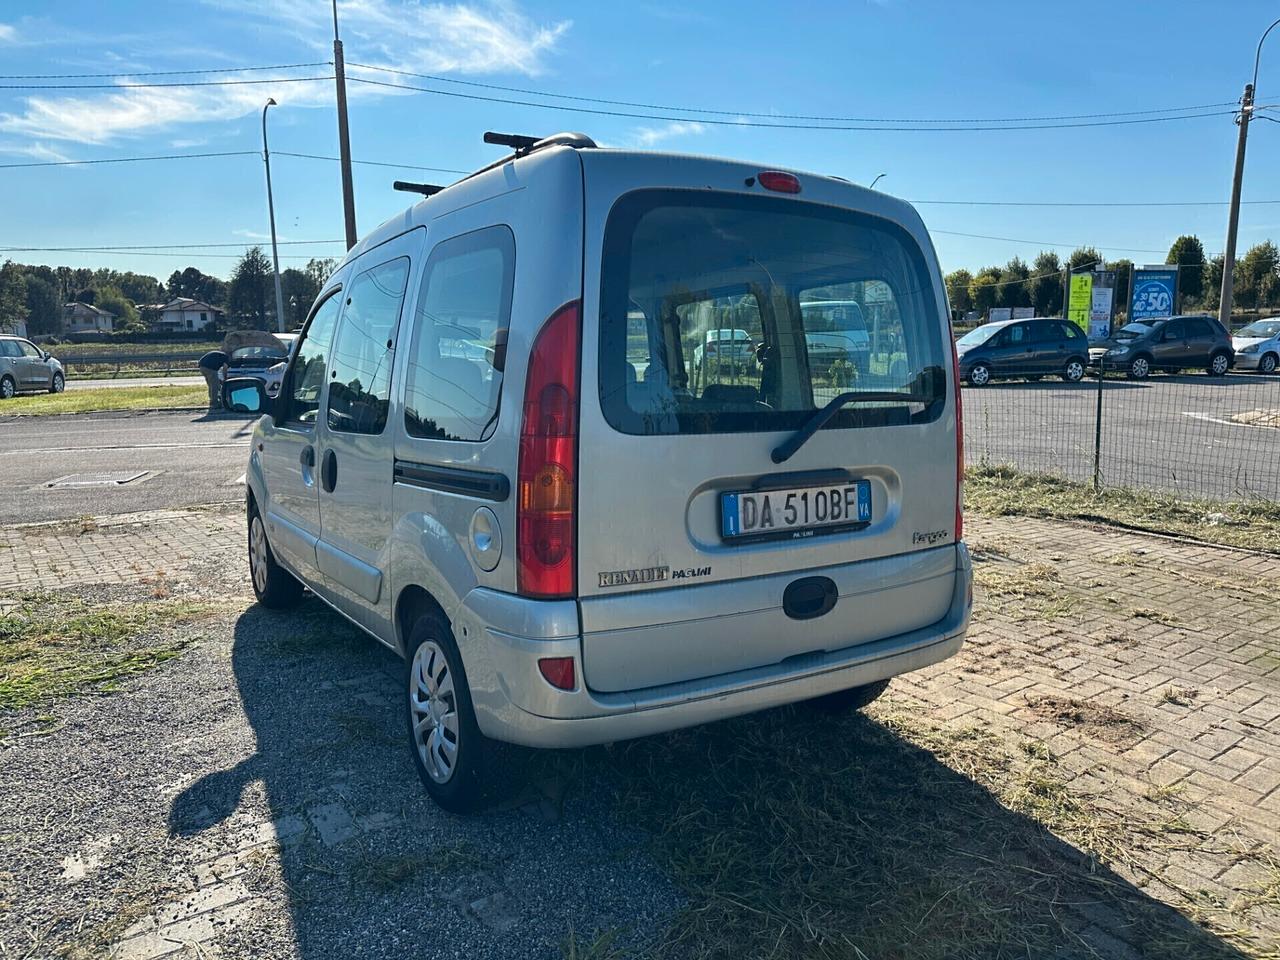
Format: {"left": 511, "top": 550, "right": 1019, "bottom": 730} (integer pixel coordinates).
{"left": 757, "top": 170, "right": 801, "bottom": 194}
{"left": 538, "top": 656, "right": 576, "bottom": 691}
{"left": 951, "top": 329, "right": 964, "bottom": 541}
{"left": 517, "top": 301, "right": 580, "bottom": 598}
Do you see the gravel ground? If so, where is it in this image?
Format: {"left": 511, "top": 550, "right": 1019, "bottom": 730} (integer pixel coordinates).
{"left": 0, "top": 567, "right": 680, "bottom": 960}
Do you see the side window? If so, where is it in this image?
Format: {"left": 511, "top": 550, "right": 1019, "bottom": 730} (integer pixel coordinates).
{"left": 403, "top": 227, "right": 514, "bottom": 442}
{"left": 1003, "top": 324, "right": 1028, "bottom": 345}
{"left": 1029, "top": 321, "right": 1054, "bottom": 343}
{"left": 1162, "top": 320, "right": 1185, "bottom": 340}
{"left": 19, "top": 340, "right": 41, "bottom": 357}
{"left": 282, "top": 290, "right": 342, "bottom": 426}
{"left": 327, "top": 257, "right": 410, "bottom": 436}
{"left": 0, "top": 341, "right": 18, "bottom": 358}
{"left": 1058, "top": 321, "right": 1084, "bottom": 340}
{"left": 1187, "top": 318, "right": 1212, "bottom": 338}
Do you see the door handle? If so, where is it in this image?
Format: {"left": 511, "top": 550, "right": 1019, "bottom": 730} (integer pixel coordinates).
{"left": 320, "top": 449, "right": 338, "bottom": 493}
{"left": 300, "top": 445, "right": 316, "bottom": 468}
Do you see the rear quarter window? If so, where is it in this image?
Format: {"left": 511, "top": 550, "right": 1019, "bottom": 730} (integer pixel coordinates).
{"left": 599, "top": 190, "right": 946, "bottom": 436}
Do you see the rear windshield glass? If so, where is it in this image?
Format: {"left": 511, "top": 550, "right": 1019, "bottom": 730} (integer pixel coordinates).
{"left": 599, "top": 190, "right": 946, "bottom": 436}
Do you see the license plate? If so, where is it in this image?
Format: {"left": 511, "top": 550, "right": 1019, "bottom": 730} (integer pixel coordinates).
{"left": 720, "top": 480, "right": 871, "bottom": 541}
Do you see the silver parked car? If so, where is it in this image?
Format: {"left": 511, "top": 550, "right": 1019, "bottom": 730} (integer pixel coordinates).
{"left": 1232, "top": 318, "right": 1280, "bottom": 373}
{"left": 223, "top": 132, "right": 972, "bottom": 811}
{"left": 0, "top": 335, "right": 65, "bottom": 398}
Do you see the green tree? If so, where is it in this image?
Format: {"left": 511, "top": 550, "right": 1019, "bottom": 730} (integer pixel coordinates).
{"left": 1204, "top": 254, "right": 1224, "bottom": 306}
{"left": 1029, "top": 251, "right": 1063, "bottom": 315}
{"left": 94, "top": 285, "right": 142, "bottom": 332}
{"left": 1106, "top": 259, "right": 1133, "bottom": 322}
{"left": 969, "top": 267, "right": 1002, "bottom": 316}
{"left": 0, "top": 260, "right": 29, "bottom": 330}
{"left": 228, "top": 247, "right": 273, "bottom": 328}
{"left": 1067, "top": 247, "right": 1102, "bottom": 272}
{"left": 280, "top": 267, "right": 322, "bottom": 330}
{"left": 1236, "top": 241, "right": 1280, "bottom": 310}
{"left": 1166, "top": 235, "right": 1205, "bottom": 302}
{"left": 24, "top": 275, "right": 62, "bottom": 334}
{"left": 998, "top": 256, "right": 1031, "bottom": 309}
{"left": 166, "top": 266, "right": 228, "bottom": 306}
{"left": 303, "top": 257, "right": 337, "bottom": 291}
{"left": 945, "top": 269, "right": 973, "bottom": 315}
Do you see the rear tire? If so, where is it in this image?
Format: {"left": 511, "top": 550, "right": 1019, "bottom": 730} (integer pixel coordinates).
{"left": 1062, "top": 358, "right": 1086, "bottom": 383}
{"left": 1261, "top": 353, "right": 1278, "bottom": 374}
{"left": 966, "top": 363, "right": 992, "bottom": 387}
{"left": 405, "top": 613, "right": 493, "bottom": 813}
{"left": 0, "top": 375, "right": 14, "bottom": 400}
{"left": 1207, "top": 352, "right": 1230, "bottom": 376}
{"left": 806, "top": 678, "right": 891, "bottom": 714}
{"left": 247, "top": 505, "right": 303, "bottom": 609}
{"left": 49, "top": 372, "right": 65, "bottom": 394}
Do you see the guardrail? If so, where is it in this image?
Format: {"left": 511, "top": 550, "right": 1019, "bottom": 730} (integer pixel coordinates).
{"left": 60, "top": 352, "right": 205, "bottom": 379}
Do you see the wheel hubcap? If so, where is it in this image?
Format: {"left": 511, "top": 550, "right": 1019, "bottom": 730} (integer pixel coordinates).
{"left": 409, "top": 641, "right": 459, "bottom": 783}
{"left": 1067, "top": 362, "right": 1083, "bottom": 381}
{"left": 1264, "top": 356, "right": 1277, "bottom": 373}
{"left": 1, "top": 380, "right": 12, "bottom": 398}
{"left": 249, "top": 515, "right": 269, "bottom": 594}
{"left": 1213, "top": 356, "right": 1228, "bottom": 374}
{"left": 53, "top": 375, "right": 64, "bottom": 392}
{"left": 972, "top": 366, "right": 989, "bottom": 385}
{"left": 1133, "top": 359, "right": 1148, "bottom": 377}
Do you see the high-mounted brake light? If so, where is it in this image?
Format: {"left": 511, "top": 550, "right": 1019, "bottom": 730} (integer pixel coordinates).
{"left": 951, "top": 329, "right": 965, "bottom": 542}
{"left": 757, "top": 170, "right": 801, "bottom": 194}
{"left": 517, "top": 301, "right": 581, "bottom": 598}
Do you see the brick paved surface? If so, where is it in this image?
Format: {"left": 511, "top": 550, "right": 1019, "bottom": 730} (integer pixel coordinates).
{"left": 1, "top": 506, "right": 1277, "bottom": 957}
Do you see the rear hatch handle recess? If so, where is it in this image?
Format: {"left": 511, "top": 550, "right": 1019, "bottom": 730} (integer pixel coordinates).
{"left": 771, "top": 390, "right": 935, "bottom": 464}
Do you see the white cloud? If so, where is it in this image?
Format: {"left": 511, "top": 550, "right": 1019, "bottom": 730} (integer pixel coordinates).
{"left": 0, "top": 23, "right": 17, "bottom": 43}
{"left": 0, "top": 1, "right": 571, "bottom": 146}
{"left": 628, "top": 120, "right": 705, "bottom": 148}
{"left": 0, "top": 140, "right": 73, "bottom": 163}
{"left": 170, "top": 137, "right": 211, "bottom": 148}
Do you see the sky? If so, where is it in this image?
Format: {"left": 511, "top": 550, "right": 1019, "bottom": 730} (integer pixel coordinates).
{"left": 1, "top": 0, "right": 1279, "bottom": 283}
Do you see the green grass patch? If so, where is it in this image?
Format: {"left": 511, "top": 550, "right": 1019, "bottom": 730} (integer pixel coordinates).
{"left": 966, "top": 464, "right": 1280, "bottom": 553}
{"left": 0, "top": 593, "right": 210, "bottom": 713}
{"left": 572, "top": 704, "right": 1256, "bottom": 959}
{"left": 54, "top": 341, "right": 221, "bottom": 360}
{"left": 1, "top": 384, "right": 207, "bottom": 416}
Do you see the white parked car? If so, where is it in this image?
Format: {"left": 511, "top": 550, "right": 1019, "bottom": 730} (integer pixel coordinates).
{"left": 1232, "top": 318, "right": 1280, "bottom": 374}
{"left": 222, "top": 132, "right": 971, "bottom": 811}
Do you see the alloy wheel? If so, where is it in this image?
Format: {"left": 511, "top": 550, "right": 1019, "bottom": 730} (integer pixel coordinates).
{"left": 248, "top": 514, "right": 269, "bottom": 594}
{"left": 52, "top": 373, "right": 65, "bottom": 393}
{"left": 1211, "top": 354, "right": 1229, "bottom": 375}
{"left": 1064, "top": 360, "right": 1084, "bottom": 382}
{"left": 1130, "top": 357, "right": 1150, "bottom": 379}
{"left": 969, "top": 364, "right": 990, "bottom": 386}
{"left": 409, "top": 641, "right": 460, "bottom": 784}
{"left": 1262, "top": 354, "right": 1278, "bottom": 374}
{"left": 0, "top": 378, "right": 13, "bottom": 399}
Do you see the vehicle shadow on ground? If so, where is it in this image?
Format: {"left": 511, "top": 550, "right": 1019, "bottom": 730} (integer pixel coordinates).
{"left": 170, "top": 601, "right": 1250, "bottom": 960}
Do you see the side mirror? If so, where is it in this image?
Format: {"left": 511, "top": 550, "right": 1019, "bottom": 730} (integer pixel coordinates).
{"left": 41, "top": 351, "right": 51, "bottom": 361}
{"left": 221, "top": 377, "right": 271, "bottom": 416}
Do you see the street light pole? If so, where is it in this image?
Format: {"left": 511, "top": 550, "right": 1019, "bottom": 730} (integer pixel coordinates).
{"left": 869, "top": 172, "right": 887, "bottom": 190}
{"left": 333, "top": 0, "right": 358, "bottom": 249}
{"left": 1219, "top": 17, "right": 1279, "bottom": 328}
{"left": 261, "top": 99, "right": 287, "bottom": 334}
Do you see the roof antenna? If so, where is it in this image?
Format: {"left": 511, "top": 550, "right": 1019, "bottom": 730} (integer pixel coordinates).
{"left": 393, "top": 180, "right": 444, "bottom": 197}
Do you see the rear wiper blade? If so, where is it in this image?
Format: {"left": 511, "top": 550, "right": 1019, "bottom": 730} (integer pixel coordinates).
{"left": 772, "top": 391, "right": 933, "bottom": 464}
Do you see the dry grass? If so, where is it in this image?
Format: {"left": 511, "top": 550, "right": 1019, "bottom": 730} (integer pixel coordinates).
{"left": 974, "top": 560, "right": 1078, "bottom": 621}
{"left": 966, "top": 464, "right": 1280, "bottom": 553}
{"left": 1025, "top": 693, "right": 1144, "bottom": 744}
{"left": 558, "top": 700, "right": 1261, "bottom": 960}
{"left": 0, "top": 593, "right": 209, "bottom": 717}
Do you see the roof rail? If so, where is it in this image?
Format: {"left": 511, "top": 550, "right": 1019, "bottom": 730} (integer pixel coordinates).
{"left": 392, "top": 131, "right": 596, "bottom": 203}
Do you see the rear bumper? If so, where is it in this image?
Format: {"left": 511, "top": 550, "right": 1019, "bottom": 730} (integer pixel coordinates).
{"left": 459, "top": 543, "right": 973, "bottom": 749}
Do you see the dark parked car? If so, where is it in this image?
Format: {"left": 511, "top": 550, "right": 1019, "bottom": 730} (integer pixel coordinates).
{"left": 1088, "top": 315, "right": 1233, "bottom": 379}
{"left": 955, "top": 317, "right": 1089, "bottom": 386}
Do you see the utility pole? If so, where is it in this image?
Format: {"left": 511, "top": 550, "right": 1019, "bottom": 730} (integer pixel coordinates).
{"left": 262, "top": 99, "right": 287, "bottom": 334}
{"left": 1217, "top": 83, "right": 1253, "bottom": 328}
{"left": 333, "top": 0, "right": 358, "bottom": 249}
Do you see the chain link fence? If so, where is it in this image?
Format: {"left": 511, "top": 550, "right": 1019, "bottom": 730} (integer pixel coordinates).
{"left": 964, "top": 362, "right": 1280, "bottom": 502}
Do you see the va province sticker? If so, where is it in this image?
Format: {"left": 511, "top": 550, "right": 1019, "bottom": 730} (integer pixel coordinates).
{"left": 598, "top": 566, "right": 669, "bottom": 588}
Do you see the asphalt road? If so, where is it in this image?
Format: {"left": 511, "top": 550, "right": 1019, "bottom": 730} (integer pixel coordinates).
{"left": 0, "top": 409, "right": 252, "bottom": 523}
{"left": 964, "top": 371, "right": 1280, "bottom": 500}
{"left": 4, "top": 371, "right": 1277, "bottom": 526}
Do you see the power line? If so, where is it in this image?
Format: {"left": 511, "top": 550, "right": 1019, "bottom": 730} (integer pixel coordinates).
{"left": 274, "top": 151, "right": 467, "bottom": 174}
{"left": 914, "top": 198, "right": 1280, "bottom": 208}
{"left": 0, "top": 61, "right": 330, "bottom": 80}
{"left": 0, "top": 150, "right": 260, "bottom": 169}
{"left": 933, "top": 229, "right": 1170, "bottom": 255}
{"left": 0, "top": 240, "right": 342, "bottom": 252}
{"left": 344, "top": 75, "right": 1236, "bottom": 131}
{"left": 346, "top": 62, "right": 1245, "bottom": 125}
{"left": 0, "top": 76, "right": 334, "bottom": 90}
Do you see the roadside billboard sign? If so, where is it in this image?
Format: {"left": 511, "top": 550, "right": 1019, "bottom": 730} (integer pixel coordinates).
{"left": 1011, "top": 306, "right": 1035, "bottom": 319}
{"left": 1089, "top": 286, "right": 1114, "bottom": 339}
{"left": 1068, "top": 273, "right": 1093, "bottom": 331}
{"left": 1130, "top": 268, "right": 1178, "bottom": 322}
{"left": 988, "top": 307, "right": 1013, "bottom": 322}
